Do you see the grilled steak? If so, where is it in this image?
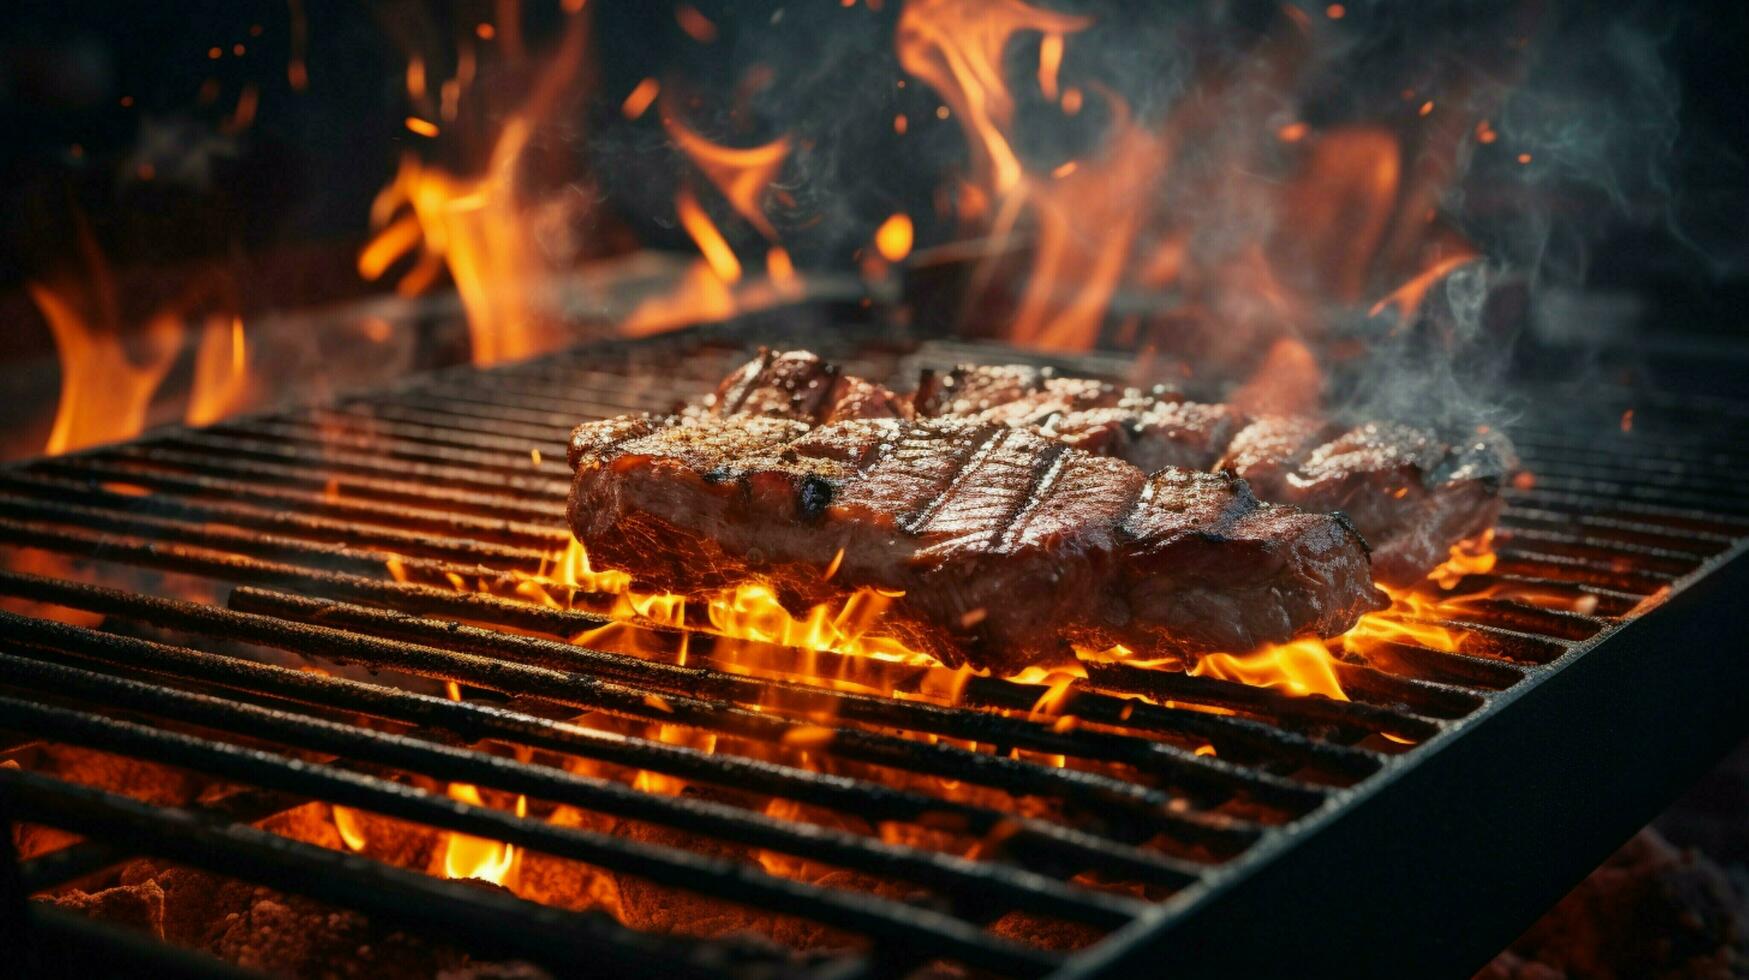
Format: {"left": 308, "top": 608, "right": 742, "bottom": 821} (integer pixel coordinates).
{"left": 842, "top": 357, "right": 1513, "bottom": 587}
{"left": 568, "top": 415, "right": 1385, "bottom": 673}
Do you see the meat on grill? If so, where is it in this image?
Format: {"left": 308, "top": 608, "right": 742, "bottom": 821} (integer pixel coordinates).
{"left": 1220, "top": 417, "right": 1515, "bottom": 586}
{"left": 709, "top": 349, "right": 911, "bottom": 424}
{"left": 722, "top": 353, "right": 1514, "bottom": 587}
{"left": 567, "top": 414, "right": 1385, "bottom": 673}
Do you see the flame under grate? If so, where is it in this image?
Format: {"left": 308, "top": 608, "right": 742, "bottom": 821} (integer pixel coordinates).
{"left": 1, "top": 322, "right": 1746, "bottom": 977}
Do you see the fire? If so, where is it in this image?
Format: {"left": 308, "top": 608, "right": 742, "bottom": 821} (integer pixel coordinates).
{"left": 331, "top": 805, "right": 369, "bottom": 852}
{"left": 1191, "top": 641, "right": 1348, "bottom": 700}
{"left": 898, "top": 0, "right": 1489, "bottom": 354}
{"left": 435, "top": 682, "right": 524, "bottom": 887}
{"left": 896, "top": 0, "right": 1092, "bottom": 196}
{"left": 441, "top": 784, "right": 524, "bottom": 886}
{"left": 621, "top": 78, "right": 660, "bottom": 119}
{"left": 186, "top": 315, "right": 251, "bottom": 426}
{"left": 1430, "top": 529, "right": 1498, "bottom": 590}
{"left": 618, "top": 113, "right": 803, "bottom": 333}
{"left": 28, "top": 278, "right": 181, "bottom": 455}
{"left": 27, "top": 218, "right": 255, "bottom": 453}
{"left": 675, "top": 187, "right": 744, "bottom": 283}
{"left": 662, "top": 115, "right": 790, "bottom": 241}
{"left": 360, "top": 7, "right": 592, "bottom": 365}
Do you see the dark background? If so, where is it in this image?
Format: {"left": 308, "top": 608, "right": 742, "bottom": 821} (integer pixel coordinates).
{"left": 2, "top": 0, "right": 1745, "bottom": 333}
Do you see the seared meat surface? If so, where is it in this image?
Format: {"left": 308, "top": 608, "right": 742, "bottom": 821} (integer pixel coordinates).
{"left": 710, "top": 349, "right": 910, "bottom": 424}
{"left": 762, "top": 355, "right": 1513, "bottom": 587}
{"left": 1219, "top": 417, "right": 1515, "bottom": 586}
{"left": 568, "top": 415, "right": 1384, "bottom": 673}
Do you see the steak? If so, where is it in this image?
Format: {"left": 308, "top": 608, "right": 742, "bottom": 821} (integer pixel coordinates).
{"left": 567, "top": 414, "right": 1385, "bottom": 673}
{"left": 900, "top": 360, "right": 1513, "bottom": 587}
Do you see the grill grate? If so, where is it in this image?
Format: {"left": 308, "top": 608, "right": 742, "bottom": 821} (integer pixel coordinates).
{"left": 2, "top": 321, "right": 1746, "bottom": 977}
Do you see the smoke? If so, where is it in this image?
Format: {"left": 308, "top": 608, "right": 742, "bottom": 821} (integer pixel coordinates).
{"left": 1334, "top": 1, "right": 1692, "bottom": 430}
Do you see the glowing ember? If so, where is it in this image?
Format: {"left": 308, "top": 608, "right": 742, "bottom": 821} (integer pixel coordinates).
{"left": 874, "top": 213, "right": 915, "bottom": 262}
{"left": 621, "top": 77, "right": 660, "bottom": 119}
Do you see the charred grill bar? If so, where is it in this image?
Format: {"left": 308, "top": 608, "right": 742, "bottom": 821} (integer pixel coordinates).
{"left": 1, "top": 319, "right": 1746, "bottom": 977}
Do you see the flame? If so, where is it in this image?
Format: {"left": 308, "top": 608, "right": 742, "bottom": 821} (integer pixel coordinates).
{"left": 186, "top": 315, "right": 252, "bottom": 426}
{"left": 360, "top": 8, "right": 592, "bottom": 365}
{"left": 28, "top": 279, "right": 181, "bottom": 455}
{"left": 331, "top": 805, "right": 369, "bottom": 852}
{"left": 663, "top": 116, "right": 790, "bottom": 241}
{"left": 675, "top": 186, "right": 744, "bottom": 283}
{"left": 435, "top": 682, "right": 524, "bottom": 886}
{"left": 27, "top": 219, "right": 248, "bottom": 453}
{"left": 522, "top": 540, "right": 931, "bottom": 668}
{"left": 441, "top": 784, "right": 524, "bottom": 885}
{"left": 1430, "top": 529, "right": 1497, "bottom": 590}
{"left": 620, "top": 259, "right": 737, "bottom": 337}
{"left": 1191, "top": 641, "right": 1348, "bottom": 700}
{"left": 619, "top": 116, "right": 801, "bottom": 332}
{"left": 417, "top": 533, "right": 1521, "bottom": 719}
{"left": 896, "top": 0, "right": 1091, "bottom": 196}
{"left": 898, "top": 0, "right": 1491, "bottom": 353}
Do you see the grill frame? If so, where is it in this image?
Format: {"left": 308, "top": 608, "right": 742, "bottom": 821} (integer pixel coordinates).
{"left": 0, "top": 311, "right": 1745, "bottom": 978}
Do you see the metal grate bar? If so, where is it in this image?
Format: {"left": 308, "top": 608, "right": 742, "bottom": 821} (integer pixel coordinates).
{"left": 1, "top": 768, "right": 814, "bottom": 979}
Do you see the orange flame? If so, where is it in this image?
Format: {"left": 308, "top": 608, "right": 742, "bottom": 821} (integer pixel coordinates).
{"left": 675, "top": 186, "right": 744, "bottom": 283}
{"left": 1191, "top": 641, "right": 1349, "bottom": 700}
{"left": 899, "top": 0, "right": 1490, "bottom": 354}
{"left": 186, "top": 315, "right": 251, "bottom": 426}
{"left": 331, "top": 805, "right": 369, "bottom": 852}
{"left": 435, "top": 682, "right": 524, "bottom": 886}
{"left": 619, "top": 115, "right": 801, "bottom": 332}
{"left": 663, "top": 115, "right": 791, "bottom": 241}
{"left": 27, "top": 220, "right": 249, "bottom": 452}
{"left": 28, "top": 280, "right": 181, "bottom": 455}
{"left": 360, "top": 9, "right": 592, "bottom": 365}
{"left": 896, "top": 0, "right": 1091, "bottom": 196}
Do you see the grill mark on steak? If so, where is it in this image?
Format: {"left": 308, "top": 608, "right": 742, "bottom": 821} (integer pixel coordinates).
{"left": 568, "top": 413, "right": 1385, "bottom": 672}
{"left": 995, "top": 442, "right": 1074, "bottom": 555}
{"left": 919, "top": 432, "right": 1071, "bottom": 562}
{"left": 903, "top": 426, "right": 1012, "bottom": 537}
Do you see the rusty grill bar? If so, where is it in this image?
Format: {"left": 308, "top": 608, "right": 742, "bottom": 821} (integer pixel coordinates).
{"left": 2, "top": 320, "right": 1747, "bottom": 977}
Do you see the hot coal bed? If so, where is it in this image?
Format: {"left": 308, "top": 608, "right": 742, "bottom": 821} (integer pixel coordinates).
{"left": 0, "top": 314, "right": 1745, "bottom": 979}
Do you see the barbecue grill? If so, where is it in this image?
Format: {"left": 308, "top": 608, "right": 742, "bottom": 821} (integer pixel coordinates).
{"left": 2, "top": 309, "right": 1746, "bottom": 978}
